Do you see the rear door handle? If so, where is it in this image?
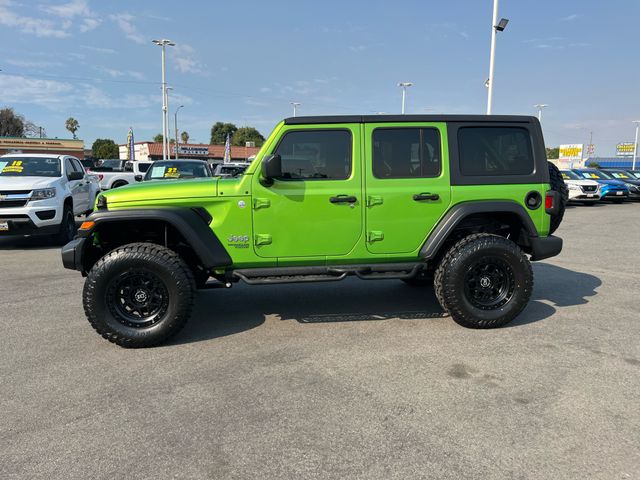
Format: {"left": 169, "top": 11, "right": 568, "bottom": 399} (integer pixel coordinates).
{"left": 413, "top": 193, "right": 439, "bottom": 201}
{"left": 330, "top": 195, "right": 357, "bottom": 204}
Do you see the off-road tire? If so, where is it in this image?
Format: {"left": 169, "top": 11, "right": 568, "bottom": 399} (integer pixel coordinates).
{"left": 83, "top": 242, "right": 195, "bottom": 348}
{"left": 548, "top": 161, "right": 568, "bottom": 234}
{"left": 434, "top": 233, "right": 533, "bottom": 329}
{"left": 54, "top": 205, "right": 76, "bottom": 245}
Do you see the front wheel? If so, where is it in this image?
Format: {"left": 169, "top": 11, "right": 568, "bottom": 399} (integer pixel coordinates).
{"left": 54, "top": 205, "right": 76, "bottom": 245}
{"left": 83, "top": 243, "right": 195, "bottom": 348}
{"left": 434, "top": 234, "right": 533, "bottom": 329}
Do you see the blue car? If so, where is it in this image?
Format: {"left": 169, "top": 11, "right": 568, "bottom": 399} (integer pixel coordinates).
{"left": 571, "top": 169, "right": 629, "bottom": 203}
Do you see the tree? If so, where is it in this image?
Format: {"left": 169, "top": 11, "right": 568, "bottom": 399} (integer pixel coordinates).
{"left": 587, "top": 162, "right": 601, "bottom": 168}
{"left": 180, "top": 131, "right": 190, "bottom": 143}
{"left": 92, "top": 138, "right": 119, "bottom": 159}
{"left": 65, "top": 117, "right": 79, "bottom": 139}
{"left": 0, "top": 108, "right": 26, "bottom": 137}
{"left": 210, "top": 122, "right": 237, "bottom": 144}
{"left": 545, "top": 147, "right": 559, "bottom": 159}
{"left": 153, "top": 133, "right": 175, "bottom": 144}
{"left": 232, "top": 126, "right": 265, "bottom": 147}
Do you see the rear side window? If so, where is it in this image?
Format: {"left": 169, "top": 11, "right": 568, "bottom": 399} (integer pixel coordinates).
{"left": 273, "top": 130, "right": 352, "bottom": 180}
{"left": 372, "top": 128, "right": 441, "bottom": 179}
{"left": 458, "top": 127, "right": 533, "bottom": 176}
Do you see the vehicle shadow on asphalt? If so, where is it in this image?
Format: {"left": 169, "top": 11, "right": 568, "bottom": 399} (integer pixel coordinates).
{"left": 0, "top": 221, "right": 83, "bottom": 251}
{"left": 508, "top": 263, "right": 602, "bottom": 327}
{"left": 170, "top": 263, "right": 601, "bottom": 344}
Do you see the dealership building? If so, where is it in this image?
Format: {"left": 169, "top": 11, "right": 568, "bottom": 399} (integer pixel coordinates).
{"left": 0, "top": 137, "right": 85, "bottom": 159}
{"left": 118, "top": 142, "right": 260, "bottom": 164}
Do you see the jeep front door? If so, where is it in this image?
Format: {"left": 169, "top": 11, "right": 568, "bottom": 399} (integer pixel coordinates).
{"left": 364, "top": 123, "right": 451, "bottom": 254}
{"left": 251, "top": 126, "right": 362, "bottom": 258}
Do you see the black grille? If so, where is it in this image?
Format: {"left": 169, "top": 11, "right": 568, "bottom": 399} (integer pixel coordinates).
{"left": 0, "top": 200, "right": 28, "bottom": 208}
{"left": 582, "top": 185, "right": 597, "bottom": 192}
{"left": 0, "top": 190, "right": 31, "bottom": 195}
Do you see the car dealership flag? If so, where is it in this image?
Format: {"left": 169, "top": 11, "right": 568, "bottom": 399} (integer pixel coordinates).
{"left": 223, "top": 133, "right": 231, "bottom": 163}
{"left": 127, "top": 127, "right": 135, "bottom": 160}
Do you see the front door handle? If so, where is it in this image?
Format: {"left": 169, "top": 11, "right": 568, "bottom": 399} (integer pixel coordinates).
{"left": 330, "top": 195, "right": 357, "bottom": 204}
{"left": 413, "top": 193, "right": 439, "bottom": 201}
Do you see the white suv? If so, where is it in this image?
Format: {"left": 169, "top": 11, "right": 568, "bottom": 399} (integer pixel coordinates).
{"left": 0, "top": 154, "right": 100, "bottom": 243}
{"left": 560, "top": 169, "right": 601, "bottom": 205}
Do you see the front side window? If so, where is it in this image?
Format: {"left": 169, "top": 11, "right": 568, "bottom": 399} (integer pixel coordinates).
{"left": 458, "top": 127, "right": 534, "bottom": 176}
{"left": 372, "top": 128, "right": 441, "bottom": 179}
{"left": 273, "top": 130, "right": 352, "bottom": 180}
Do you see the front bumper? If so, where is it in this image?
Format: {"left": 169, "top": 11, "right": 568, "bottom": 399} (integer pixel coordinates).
{"left": 61, "top": 237, "right": 86, "bottom": 270}
{"left": 0, "top": 214, "right": 61, "bottom": 236}
{"left": 529, "top": 235, "right": 563, "bottom": 261}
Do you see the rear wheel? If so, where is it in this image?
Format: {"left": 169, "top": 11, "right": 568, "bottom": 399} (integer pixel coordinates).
{"left": 111, "top": 181, "right": 128, "bottom": 189}
{"left": 547, "top": 162, "right": 568, "bottom": 234}
{"left": 434, "top": 233, "right": 533, "bottom": 329}
{"left": 83, "top": 243, "right": 195, "bottom": 348}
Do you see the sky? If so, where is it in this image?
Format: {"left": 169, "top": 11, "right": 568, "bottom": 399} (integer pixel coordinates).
{"left": 0, "top": 0, "right": 638, "bottom": 156}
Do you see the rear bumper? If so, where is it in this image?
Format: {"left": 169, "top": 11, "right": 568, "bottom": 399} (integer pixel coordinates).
{"left": 529, "top": 235, "right": 563, "bottom": 261}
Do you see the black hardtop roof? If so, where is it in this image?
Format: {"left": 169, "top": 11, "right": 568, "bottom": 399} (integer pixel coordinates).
{"left": 284, "top": 114, "right": 539, "bottom": 125}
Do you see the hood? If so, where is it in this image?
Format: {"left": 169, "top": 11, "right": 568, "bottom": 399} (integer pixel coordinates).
{"left": 565, "top": 179, "right": 599, "bottom": 186}
{"left": 596, "top": 179, "right": 627, "bottom": 186}
{"left": 102, "top": 177, "right": 218, "bottom": 205}
{"left": 0, "top": 176, "right": 59, "bottom": 190}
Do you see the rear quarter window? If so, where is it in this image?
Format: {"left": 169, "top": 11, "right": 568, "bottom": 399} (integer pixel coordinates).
{"left": 458, "top": 127, "right": 534, "bottom": 176}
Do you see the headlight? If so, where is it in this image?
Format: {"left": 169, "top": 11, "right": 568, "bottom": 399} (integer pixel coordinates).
{"left": 30, "top": 188, "right": 56, "bottom": 200}
{"left": 568, "top": 184, "right": 580, "bottom": 190}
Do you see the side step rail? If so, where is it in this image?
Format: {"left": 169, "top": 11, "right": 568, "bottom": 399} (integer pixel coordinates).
{"left": 231, "top": 263, "right": 424, "bottom": 286}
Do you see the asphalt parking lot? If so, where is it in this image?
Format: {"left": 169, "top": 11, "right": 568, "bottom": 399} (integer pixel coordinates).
{"left": 1, "top": 203, "right": 639, "bottom": 480}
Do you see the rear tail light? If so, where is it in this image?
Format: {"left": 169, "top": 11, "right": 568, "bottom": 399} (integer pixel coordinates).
{"left": 545, "top": 193, "right": 554, "bottom": 210}
{"left": 545, "top": 190, "right": 560, "bottom": 215}
{"left": 97, "top": 174, "right": 104, "bottom": 181}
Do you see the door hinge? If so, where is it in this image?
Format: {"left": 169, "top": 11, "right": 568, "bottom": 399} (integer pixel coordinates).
{"left": 254, "top": 234, "right": 272, "bottom": 246}
{"left": 367, "top": 231, "right": 384, "bottom": 243}
{"left": 253, "top": 198, "right": 271, "bottom": 210}
{"left": 366, "top": 195, "right": 384, "bottom": 207}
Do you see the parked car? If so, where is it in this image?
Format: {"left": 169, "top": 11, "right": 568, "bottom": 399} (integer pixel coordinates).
{"left": 560, "top": 170, "right": 601, "bottom": 205}
{"left": 213, "top": 162, "right": 250, "bottom": 178}
{"left": 0, "top": 154, "right": 100, "bottom": 244}
{"left": 63, "top": 114, "right": 566, "bottom": 347}
{"left": 571, "top": 168, "right": 629, "bottom": 203}
{"left": 93, "top": 160, "right": 153, "bottom": 190}
{"left": 142, "top": 159, "right": 212, "bottom": 181}
{"left": 600, "top": 168, "right": 640, "bottom": 200}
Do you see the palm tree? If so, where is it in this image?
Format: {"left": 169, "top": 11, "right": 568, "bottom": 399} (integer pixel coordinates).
{"left": 181, "top": 131, "right": 190, "bottom": 143}
{"left": 65, "top": 117, "right": 79, "bottom": 139}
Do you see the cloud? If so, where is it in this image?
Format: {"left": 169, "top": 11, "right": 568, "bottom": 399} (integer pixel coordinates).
{"left": 93, "top": 66, "right": 147, "bottom": 82}
{"left": 80, "top": 45, "right": 117, "bottom": 54}
{"left": 6, "top": 59, "right": 64, "bottom": 68}
{"left": 349, "top": 45, "right": 368, "bottom": 53}
{"left": 171, "top": 44, "right": 206, "bottom": 74}
{"left": 80, "top": 17, "right": 100, "bottom": 32}
{"left": 110, "top": 13, "right": 146, "bottom": 44}
{"left": 0, "top": 74, "right": 73, "bottom": 107}
{"left": 42, "top": 0, "right": 101, "bottom": 32}
{"left": 0, "top": 0, "right": 69, "bottom": 38}
{"left": 561, "top": 14, "right": 579, "bottom": 21}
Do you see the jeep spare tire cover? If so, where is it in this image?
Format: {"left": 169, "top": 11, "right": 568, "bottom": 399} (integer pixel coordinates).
{"left": 547, "top": 161, "right": 568, "bottom": 235}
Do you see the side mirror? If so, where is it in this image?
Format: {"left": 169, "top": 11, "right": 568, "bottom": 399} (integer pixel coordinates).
{"left": 261, "top": 154, "right": 282, "bottom": 186}
{"left": 134, "top": 175, "right": 143, "bottom": 182}
{"left": 68, "top": 171, "right": 83, "bottom": 181}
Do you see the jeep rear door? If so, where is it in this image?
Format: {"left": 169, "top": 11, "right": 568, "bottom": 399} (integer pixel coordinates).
{"left": 251, "top": 124, "right": 362, "bottom": 258}
{"left": 363, "top": 122, "right": 451, "bottom": 254}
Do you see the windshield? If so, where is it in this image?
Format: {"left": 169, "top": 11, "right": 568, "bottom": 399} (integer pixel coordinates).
{"left": 0, "top": 157, "right": 61, "bottom": 177}
{"left": 145, "top": 161, "right": 210, "bottom": 180}
{"left": 630, "top": 171, "right": 640, "bottom": 179}
{"left": 607, "top": 171, "right": 634, "bottom": 180}
{"left": 561, "top": 170, "right": 580, "bottom": 180}
{"left": 576, "top": 170, "right": 612, "bottom": 180}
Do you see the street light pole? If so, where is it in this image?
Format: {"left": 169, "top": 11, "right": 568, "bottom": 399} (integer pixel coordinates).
{"left": 534, "top": 104, "right": 549, "bottom": 122}
{"left": 174, "top": 105, "right": 184, "bottom": 160}
{"left": 398, "top": 82, "right": 413, "bottom": 114}
{"left": 152, "top": 39, "right": 175, "bottom": 160}
{"left": 633, "top": 120, "right": 640, "bottom": 170}
{"left": 165, "top": 86, "right": 173, "bottom": 159}
{"left": 486, "top": 2, "right": 508, "bottom": 114}
{"left": 291, "top": 102, "right": 301, "bottom": 117}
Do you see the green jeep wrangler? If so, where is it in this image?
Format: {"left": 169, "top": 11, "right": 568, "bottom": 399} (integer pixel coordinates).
{"left": 62, "top": 115, "right": 566, "bottom": 347}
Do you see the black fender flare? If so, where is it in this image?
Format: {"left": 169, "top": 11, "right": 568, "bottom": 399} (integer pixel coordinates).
{"left": 67, "top": 207, "right": 232, "bottom": 271}
{"left": 419, "top": 200, "right": 540, "bottom": 260}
